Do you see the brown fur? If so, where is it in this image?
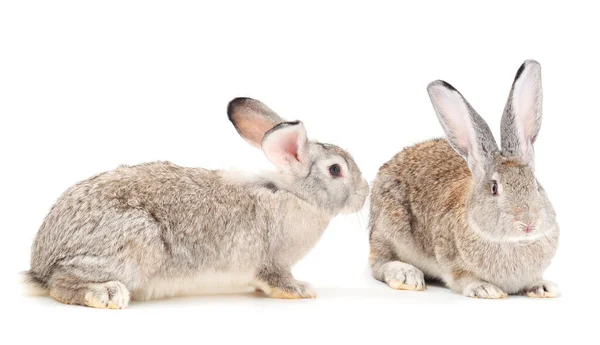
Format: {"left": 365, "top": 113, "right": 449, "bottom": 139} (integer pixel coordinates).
{"left": 369, "top": 139, "right": 558, "bottom": 297}
{"left": 371, "top": 62, "right": 559, "bottom": 299}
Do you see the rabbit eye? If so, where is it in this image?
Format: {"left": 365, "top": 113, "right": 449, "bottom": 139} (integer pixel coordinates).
{"left": 329, "top": 164, "right": 342, "bottom": 176}
{"left": 491, "top": 180, "right": 499, "bottom": 195}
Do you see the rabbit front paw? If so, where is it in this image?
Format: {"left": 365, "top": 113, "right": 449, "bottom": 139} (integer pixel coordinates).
{"left": 463, "top": 282, "right": 507, "bottom": 299}
{"left": 383, "top": 261, "right": 426, "bottom": 291}
{"left": 267, "top": 281, "right": 316, "bottom": 299}
{"left": 522, "top": 280, "right": 559, "bottom": 298}
{"left": 253, "top": 271, "right": 317, "bottom": 299}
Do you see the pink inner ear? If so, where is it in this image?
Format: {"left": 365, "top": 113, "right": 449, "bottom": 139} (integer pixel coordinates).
{"left": 262, "top": 122, "right": 308, "bottom": 173}
{"left": 281, "top": 133, "right": 300, "bottom": 161}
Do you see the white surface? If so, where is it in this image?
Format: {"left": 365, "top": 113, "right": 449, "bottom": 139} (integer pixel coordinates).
{"left": 1, "top": 1, "right": 597, "bottom": 343}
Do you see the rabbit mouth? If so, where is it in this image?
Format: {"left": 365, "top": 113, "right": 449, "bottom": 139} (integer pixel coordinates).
{"left": 469, "top": 216, "right": 556, "bottom": 243}
{"left": 341, "top": 196, "right": 366, "bottom": 214}
{"left": 341, "top": 182, "right": 369, "bottom": 214}
{"left": 515, "top": 220, "right": 541, "bottom": 234}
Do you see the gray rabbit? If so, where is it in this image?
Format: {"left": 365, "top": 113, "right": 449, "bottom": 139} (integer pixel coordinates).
{"left": 22, "top": 98, "right": 369, "bottom": 308}
{"left": 369, "top": 60, "right": 559, "bottom": 298}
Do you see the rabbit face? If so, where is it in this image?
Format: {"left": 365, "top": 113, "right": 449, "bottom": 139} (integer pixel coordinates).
{"left": 468, "top": 156, "right": 556, "bottom": 241}
{"left": 227, "top": 97, "right": 368, "bottom": 216}
{"left": 299, "top": 142, "right": 369, "bottom": 214}
{"left": 427, "top": 60, "right": 559, "bottom": 243}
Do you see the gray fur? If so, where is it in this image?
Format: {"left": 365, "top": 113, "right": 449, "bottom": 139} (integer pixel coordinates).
{"left": 24, "top": 98, "right": 369, "bottom": 308}
{"left": 500, "top": 60, "right": 543, "bottom": 167}
{"left": 427, "top": 80, "right": 499, "bottom": 181}
{"left": 370, "top": 61, "right": 559, "bottom": 299}
{"left": 428, "top": 80, "right": 499, "bottom": 161}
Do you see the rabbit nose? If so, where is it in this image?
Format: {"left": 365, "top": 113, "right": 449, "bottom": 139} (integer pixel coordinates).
{"left": 521, "top": 213, "right": 537, "bottom": 233}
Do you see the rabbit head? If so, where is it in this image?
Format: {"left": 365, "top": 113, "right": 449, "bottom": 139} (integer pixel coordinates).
{"left": 426, "top": 60, "right": 556, "bottom": 241}
{"left": 228, "top": 98, "right": 368, "bottom": 215}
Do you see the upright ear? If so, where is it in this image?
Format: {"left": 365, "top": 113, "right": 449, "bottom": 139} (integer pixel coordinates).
{"left": 261, "top": 121, "right": 310, "bottom": 176}
{"left": 427, "top": 80, "right": 499, "bottom": 181}
{"left": 500, "top": 60, "right": 543, "bottom": 168}
{"left": 227, "top": 98, "right": 286, "bottom": 148}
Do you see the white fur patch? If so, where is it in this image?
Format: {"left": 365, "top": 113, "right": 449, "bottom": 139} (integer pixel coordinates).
{"left": 132, "top": 270, "right": 256, "bottom": 301}
{"left": 468, "top": 217, "right": 557, "bottom": 243}
{"left": 249, "top": 279, "right": 273, "bottom": 294}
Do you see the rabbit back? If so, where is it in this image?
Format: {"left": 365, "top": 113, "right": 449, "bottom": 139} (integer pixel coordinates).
{"left": 30, "top": 162, "right": 285, "bottom": 299}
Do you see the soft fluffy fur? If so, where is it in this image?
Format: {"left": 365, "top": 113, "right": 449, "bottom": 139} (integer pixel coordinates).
{"left": 369, "top": 61, "right": 559, "bottom": 299}
{"left": 24, "top": 98, "right": 369, "bottom": 308}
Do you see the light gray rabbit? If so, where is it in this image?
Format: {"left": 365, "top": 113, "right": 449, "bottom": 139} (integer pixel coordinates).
{"left": 22, "top": 98, "right": 369, "bottom": 308}
{"left": 369, "top": 60, "right": 559, "bottom": 298}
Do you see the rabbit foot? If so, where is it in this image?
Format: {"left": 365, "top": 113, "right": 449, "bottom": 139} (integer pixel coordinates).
{"left": 83, "top": 281, "right": 130, "bottom": 309}
{"left": 463, "top": 282, "right": 507, "bottom": 299}
{"left": 383, "top": 262, "right": 426, "bottom": 291}
{"left": 523, "top": 280, "right": 559, "bottom": 298}
{"left": 266, "top": 281, "right": 316, "bottom": 299}
{"left": 253, "top": 269, "right": 317, "bottom": 299}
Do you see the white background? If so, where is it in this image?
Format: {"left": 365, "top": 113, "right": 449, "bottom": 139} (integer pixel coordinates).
{"left": 1, "top": 1, "right": 598, "bottom": 343}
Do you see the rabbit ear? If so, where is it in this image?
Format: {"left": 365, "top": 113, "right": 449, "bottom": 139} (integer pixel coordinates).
{"left": 501, "top": 60, "right": 543, "bottom": 168}
{"left": 227, "top": 98, "right": 286, "bottom": 148}
{"left": 261, "top": 121, "right": 310, "bottom": 176}
{"left": 427, "top": 80, "right": 499, "bottom": 180}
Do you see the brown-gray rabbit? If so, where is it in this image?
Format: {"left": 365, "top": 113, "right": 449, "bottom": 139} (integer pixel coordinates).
{"left": 369, "top": 60, "right": 559, "bottom": 298}
{"left": 22, "top": 98, "right": 369, "bottom": 308}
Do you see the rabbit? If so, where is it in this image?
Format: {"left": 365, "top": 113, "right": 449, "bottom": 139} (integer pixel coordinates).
{"left": 369, "top": 60, "right": 559, "bottom": 299}
{"left": 21, "top": 98, "right": 369, "bottom": 308}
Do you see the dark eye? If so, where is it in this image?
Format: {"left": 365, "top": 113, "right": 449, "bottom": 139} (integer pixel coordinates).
{"left": 329, "top": 164, "right": 341, "bottom": 176}
{"left": 491, "top": 180, "right": 498, "bottom": 195}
